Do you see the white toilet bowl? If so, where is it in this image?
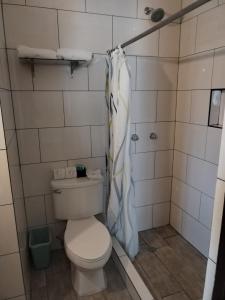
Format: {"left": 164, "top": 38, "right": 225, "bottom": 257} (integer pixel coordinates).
{"left": 64, "top": 216, "right": 112, "bottom": 296}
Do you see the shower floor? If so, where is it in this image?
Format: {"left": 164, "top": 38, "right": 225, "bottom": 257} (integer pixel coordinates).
{"left": 134, "top": 225, "right": 207, "bottom": 300}
{"left": 31, "top": 250, "right": 132, "bottom": 300}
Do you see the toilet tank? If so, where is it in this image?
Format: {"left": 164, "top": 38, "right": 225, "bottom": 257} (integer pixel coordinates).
{"left": 51, "top": 177, "right": 104, "bottom": 220}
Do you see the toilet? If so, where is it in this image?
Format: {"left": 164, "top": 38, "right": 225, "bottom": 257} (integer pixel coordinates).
{"left": 51, "top": 176, "right": 112, "bottom": 296}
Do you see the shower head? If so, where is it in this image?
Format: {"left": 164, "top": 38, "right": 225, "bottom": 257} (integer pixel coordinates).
{"left": 144, "top": 7, "right": 165, "bottom": 22}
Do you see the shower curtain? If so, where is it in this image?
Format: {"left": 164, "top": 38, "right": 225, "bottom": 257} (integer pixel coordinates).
{"left": 105, "top": 46, "right": 139, "bottom": 259}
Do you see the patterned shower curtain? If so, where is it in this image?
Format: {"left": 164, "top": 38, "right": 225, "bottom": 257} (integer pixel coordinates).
{"left": 105, "top": 46, "right": 139, "bottom": 259}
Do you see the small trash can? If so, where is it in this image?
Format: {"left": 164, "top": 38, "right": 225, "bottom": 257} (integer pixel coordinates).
{"left": 29, "top": 226, "right": 52, "bottom": 270}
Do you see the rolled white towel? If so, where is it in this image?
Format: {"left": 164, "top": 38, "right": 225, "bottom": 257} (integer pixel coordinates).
{"left": 18, "top": 45, "right": 57, "bottom": 60}
{"left": 56, "top": 48, "right": 92, "bottom": 61}
{"left": 87, "top": 169, "right": 102, "bottom": 180}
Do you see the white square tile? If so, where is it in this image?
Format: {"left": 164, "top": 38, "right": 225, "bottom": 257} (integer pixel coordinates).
{"left": 187, "top": 156, "right": 217, "bottom": 197}
{"left": 0, "top": 90, "right": 15, "bottom": 130}
{"left": 205, "top": 127, "right": 222, "bottom": 165}
{"left": 34, "top": 64, "right": 88, "bottom": 91}
{"left": 196, "top": 5, "right": 225, "bottom": 52}
{"left": 170, "top": 203, "right": 182, "bottom": 233}
{"left": 87, "top": 0, "right": 137, "bottom": 17}
{"left": 180, "top": 18, "right": 197, "bottom": 57}
{"left": 182, "top": 0, "right": 218, "bottom": 21}
{"left": 0, "top": 106, "right": 6, "bottom": 149}
{"left": 25, "top": 195, "right": 46, "bottom": 227}
{"left": 7, "top": 50, "right": 33, "bottom": 91}
{"left": 159, "top": 24, "right": 180, "bottom": 58}
{"left": 190, "top": 90, "right": 210, "bottom": 125}
{"left": 209, "top": 179, "right": 225, "bottom": 263}
{"left": 88, "top": 54, "right": 107, "bottom": 91}
{"left": 136, "top": 122, "right": 175, "bottom": 153}
{"left": 137, "top": 56, "right": 178, "bottom": 90}
{"left": 0, "top": 5, "right": 5, "bottom": 48}
{"left": 131, "top": 91, "right": 157, "bottom": 123}
{"left": 203, "top": 259, "right": 216, "bottom": 300}
{"left": 68, "top": 157, "right": 106, "bottom": 173}
{"left": 173, "top": 150, "right": 187, "bottom": 181}
{"left": 212, "top": 47, "right": 225, "bottom": 89}
{"left": 26, "top": 0, "right": 85, "bottom": 11}
{"left": 113, "top": 17, "right": 158, "bottom": 56}
{"left": 153, "top": 202, "right": 170, "bottom": 228}
{"left": 0, "top": 150, "right": 13, "bottom": 205}
{"left": 0, "top": 49, "right": 10, "bottom": 90}
{"left": 44, "top": 194, "right": 56, "bottom": 224}
{"left": 58, "top": 11, "right": 112, "bottom": 53}
{"left": 178, "top": 51, "right": 214, "bottom": 90}
{"left": 91, "top": 126, "right": 106, "bottom": 157}
{"left": 3, "top": 0, "right": 25, "bottom": 3}
{"left": 132, "top": 152, "right": 154, "bottom": 181}
{"left": 155, "top": 150, "right": 173, "bottom": 178}
{"left": 3, "top": 5, "right": 58, "bottom": 49}
{"left": 172, "top": 178, "right": 201, "bottom": 219}
{"left": 0, "top": 204, "right": 18, "bottom": 255}
{"left": 182, "top": 211, "right": 211, "bottom": 256}
{"left": 17, "top": 129, "right": 41, "bottom": 164}
{"left": 50, "top": 221, "right": 66, "bottom": 250}
{"left": 39, "top": 127, "right": 91, "bottom": 162}
{"left": 157, "top": 91, "right": 176, "bottom": 122}
{"left": 13, "top": 91, "right": 64, "bottom": 129}
{"left": 64, "top": 91, "right": 106, "bottom": 126}
{"left": 9, "top": 165, "right": 24, "bottom": 199}
{"left": 176, "top": 91, "right": 191, "bottom": 123}
{"left": 218, "top": 108, "right": 225, "bottom": 180}
{"left": 199, "top": 194, "right": 214, "bottom": 229}
{"left": 135, "top": 177, "right": 171, "bottom": 206}
{"left": 136, "top": 205, "right": 153, "bottom": 231}
{"left": 21, "top": 161, "right": 67, "bottom": 197}
{"left": 130, "top": 123, "right": 136, "bottom": 155}
{"left": 0, "top": 253, "right": 24, "bottom": 299}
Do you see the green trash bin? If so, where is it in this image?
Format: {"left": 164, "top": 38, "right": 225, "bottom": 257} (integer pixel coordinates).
{"left": 29, "top": 226, "right": 52, "bottom": 270}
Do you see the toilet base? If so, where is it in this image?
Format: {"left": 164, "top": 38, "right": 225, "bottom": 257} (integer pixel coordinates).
{"left": 71, "top": 263, "right": 107, "bottom": 296}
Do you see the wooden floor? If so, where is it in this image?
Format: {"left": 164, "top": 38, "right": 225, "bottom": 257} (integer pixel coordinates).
{"left": 31, "top": 250, "right": 132, "bottom": 300}
{"left": 134, "top": 225, "right": 207, "bottom": 300}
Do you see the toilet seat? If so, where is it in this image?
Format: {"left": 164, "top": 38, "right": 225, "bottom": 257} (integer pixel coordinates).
{"left": 64, "top": 216, "right": 112, "bottom": 270}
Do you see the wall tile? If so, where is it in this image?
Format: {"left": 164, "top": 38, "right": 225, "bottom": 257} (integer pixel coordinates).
{"left": 187, "top": 156, "right": 217, "bottom": 197}
{"left": 25, "top": 195, "right": 46, "bottom": 227}
{"left": 135, "top": 177, "right": 171, "bottom": 206}
{"left": 132, "top": 152, "right": 154, "bottom": 181}
{"left": 182, "top": 211, "right": 211, "bottom": 257}
{"left": 7, "top": 50, "right": 33, "bottom": 91}
{"left": 0, "top": 253, "right": 24, "bottom": 299}
{"left": 172, "top": 178, "right": 201, "bottom": 219}
{"left": 205, "top": 127, "right": 222, "bottom": 165}
{"left": 3, "top": 5, "right": 58, "bottom": 49}
{"left": 0, "top": 106, "right": 6, "bottom": 149}
{"left": 178, "top": 51, "right": 214, "bottom": 90}
{"left": 159, "top": 24, "right": 180, "bottom": 58}
{"left": 136, "top": 122, "right": 175, "bottom": 153}
{"left": 0, "top": 6, "right": 5, "bottom": 49}
{"left": 9, "top": 165, "right": 24, "bottom": 200}
{"left": 190, "top": 90, "right": 210, "bottom": 125}
{"left": 0, "top": 150, "right": 13, "bottom": 205}
{"left": 39, "top": 127, "right": 91, "bottom": 162}
{"left": 157, "top": 91, "right": 176, "bottom": 122}
{"left": 3, "top": 0, "right": 25, "bottom": 3}
{"left": 199, "top": 194, "right": 214, "bottom": 229}
{"left": 58, "top": 11, "right": 112, "bottom": 53}
{"left": 13, "top": 91, "right": 64, "bottom": 129}
{"left": 212, "top": 47, "right": 225, "bottom": 89}
{"left": 203, "top": 259, "right": 216, "bottom": 300}
{"left": 173, "top": 150, "right": 187, "bottom": 181}
{"left": 21, "top": 161, "right": 67, "bottom": 197}
{"left": 170, "top": 203, "right": 182, "bottom": 233}
{"left": 88, "top": 54, "right": 106, "bottom": 91}
{"left": 26, "top": 0, "right": 85, "bottom": 11}
{"left": 176, "top": 91, "right": 191, "bottom": 122}
{"left": 153, "top": 202, "right": 170, "bottom": 227}
{"left": 68, "top": 157, "right": 106, "bottom": 172}
{"left": 0, "top": 49, "right": 10, "bottom": 90}
{"left": 64, "top": 91, "right": 106, "bottom": 126}
{"left": 155, "top": 150, "right": 173, "bottom": 178}
{"left": 218, "top": 106, "right": 225, "bottom": 180}
{"left": 87, "top": 0, "right": 137, "bottom": 18}
{"left": 131, "top": 91, "right": 157, "bottom": 123}
{"left": 44, "top": 194, "right": 56, "bottom": 224}
{"left": 0, "top": 90, "right": 15, "bottom": 130}
{"left": 91, "top": 126, "right": 106, "bottom": 157}
{"left": 17, "top": 129, "right": 41, "bottom": 164}
{"left": 136, "top": 205, "right": 153, "bottom": 231}
{"left": 180, "top": 18, "right": 197, "bottom": 57}
{"left": 196, "top": 5, "right": 225, "bottom": 52}
{"left": 137, "top": 57, "right": 178, "bottom": 90}
{"left": 113, "top": 17, "right": 159, "bottom": 56}
{"left": 175, "top": 123, "right": 207, "bottom": 158}
{"left": 0, "top": 204, "right": 18, "bottom": 255}
{"left": 33, "top": 64, "right": 88, "bottom": 91}
{"left": 182, "top": 0, "right": 218, "bottom": 21}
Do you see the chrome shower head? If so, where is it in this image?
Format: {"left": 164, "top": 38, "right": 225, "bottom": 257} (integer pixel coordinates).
{"left": 144, "top": 7, "right": 165, "bottom": 22}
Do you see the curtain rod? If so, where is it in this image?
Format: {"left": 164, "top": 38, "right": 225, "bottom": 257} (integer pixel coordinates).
{"left": 108, "top": 0, "right": 211, "bottom": 54}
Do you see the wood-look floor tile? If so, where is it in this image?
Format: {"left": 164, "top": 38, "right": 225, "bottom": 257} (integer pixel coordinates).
{"left": 154, "top": 226, "right": 178, "bottom": 239}
{"left": 163, "top": 291, "right": 191, "bottom": 300}
{"left": 139, "top": 230, "right": 167, "bottom": 252}
{"left": 31, "top": 287, "right": 48, "bottom": 300}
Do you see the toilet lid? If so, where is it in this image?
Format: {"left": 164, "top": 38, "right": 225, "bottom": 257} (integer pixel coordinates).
{"left": 64, "top": 217, "right": 112, "bottom": 262}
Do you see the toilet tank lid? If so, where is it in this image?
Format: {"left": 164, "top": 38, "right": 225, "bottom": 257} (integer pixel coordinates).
{"left": 51, "top": 176, "right": 103, "bottom": 189}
